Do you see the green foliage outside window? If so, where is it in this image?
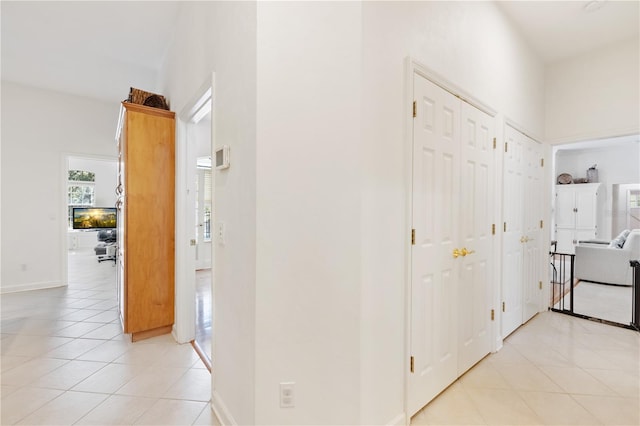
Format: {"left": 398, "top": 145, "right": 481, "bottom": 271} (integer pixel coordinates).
{"left": 68, "top": 170, "right": 95, "bottom": 182}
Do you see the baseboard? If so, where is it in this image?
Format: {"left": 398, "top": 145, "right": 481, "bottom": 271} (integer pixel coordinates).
{"left": 0, "top": 281, "right": 66, "bottom": 294}
{"left": 386, "top": 412, "right": 407, "bottom": 426}
{"left": 211, "top": 390, "right": 237, "bottom": 426}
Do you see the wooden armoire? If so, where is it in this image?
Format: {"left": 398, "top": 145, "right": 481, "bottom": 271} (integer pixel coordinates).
{"left": 116, "top": 102, "right": 175, "bottom": 342}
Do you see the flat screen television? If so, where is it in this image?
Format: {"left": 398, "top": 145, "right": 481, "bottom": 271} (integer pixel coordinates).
{"left": 72, "top": 207, "right": 117, "bottom": 230}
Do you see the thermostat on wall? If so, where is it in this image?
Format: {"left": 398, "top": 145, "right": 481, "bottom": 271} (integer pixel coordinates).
{"left": 215, "top": 145, "right": 230, "bottom": 170}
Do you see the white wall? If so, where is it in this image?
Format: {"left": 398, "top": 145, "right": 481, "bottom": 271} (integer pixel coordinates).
{"left": 555, "top": 143, "right": 640, "bottom": 240}
{"left": 159, "top": 2, "right": 547, "bottom": 424}
{"left": 255, "top": 2, "right": 362, "bottom": 424}
{"left": 157, "top": 2, "right": 257, "bottom": 424}
{"left": 545, "top": 37, "right": 640, "bottom": 143}
{"left": 1, "top": 82, "right": 118, "bottom": 293}
{"left": 360, "top": 2, "right": 545, "bottom": 423}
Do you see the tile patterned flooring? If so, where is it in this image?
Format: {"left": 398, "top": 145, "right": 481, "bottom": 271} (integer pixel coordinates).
{"left": 411, "top": 312, "right": 640, "bottom": 425}
{"left": 1, "top": 249, "right": 218, "bottom": 425}
{"left": 570, "top": 281, "right": 633, "bottom": 325}
{"left": 2, "top": 249, "right": 639, "bottom": 425}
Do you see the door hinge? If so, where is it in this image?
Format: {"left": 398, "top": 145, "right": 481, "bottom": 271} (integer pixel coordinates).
{"left": 540, "top": 220, "right": 544, "bottom": 229}
{"left": 411, "top": 229, "right": 415, "bottom": 245}
{"left": 539, "top": 281, "right": 543, "bottom": 290}
{"left": 541, "top": 158, "right": 544, "bottom": 167}
{"left": 492, "top": 224, "right": 496, "bottom": 235}
{"left": 502, "top": 301, "right": 506, "bottom": 312}
{"left": 410, "top": 356, "right": 414, "bottom": 373}
{"left": 504, "top": 142, "right": 508, "bottom": 153}
{"left": 412, "top": 101, "right": 417, "bottom": 118}
{"left": 491, "top": 309, "right": 495, "bottom": 321}
{"left": 493, "top": 137, "right": 496, "bottom": 149}
{"left": 503, "top": 222, "right": 507, "bottom": 232}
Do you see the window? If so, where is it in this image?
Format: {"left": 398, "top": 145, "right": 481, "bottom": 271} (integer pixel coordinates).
{"left": 68, "top": 170, "right": 95, "bottom": 228}
{"left": 203, "top": 169, "right": 212, "bottom": 241}
{"left": 629, "top": 192, "right": 640, "bottom": 208}
{"left": 195, "top": 168, "right": 212, "bottom": 242}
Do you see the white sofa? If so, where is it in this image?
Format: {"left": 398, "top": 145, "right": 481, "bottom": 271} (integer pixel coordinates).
{"left": 575, "top": 229, "right": 640, "bottom": 286}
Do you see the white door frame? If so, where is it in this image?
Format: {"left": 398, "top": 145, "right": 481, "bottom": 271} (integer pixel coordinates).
{"left": 403, "top": 57, "right": 499, "bottom": 421}
{"left": 173, "top": 73, "right": 216, "bottom": 345}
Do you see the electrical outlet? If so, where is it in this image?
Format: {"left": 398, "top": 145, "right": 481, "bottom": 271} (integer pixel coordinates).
{"left": 279, "top": 382, "right": 295, "bottom": 408}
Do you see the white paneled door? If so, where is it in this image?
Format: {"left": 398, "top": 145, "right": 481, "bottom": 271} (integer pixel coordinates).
{"left": 501, "top": 127, "right": 524, "bottom": 337}
{"left": 457, "top": 102, "right": 494, "bottom": 374}
{"left": 501, "top": 125, "right": 544, "bottom": 338}
{"left": 522, "top": 139, "right": 543, "bottom": 322}
{"left": 409, "top": 73, "right": 460, "bottom": 416}
{"left": 408, "top": 73, "right": 495, "bottom": 416}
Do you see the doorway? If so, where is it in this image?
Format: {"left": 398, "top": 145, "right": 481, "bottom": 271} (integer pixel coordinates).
{"left": 194, "top": 148, "right": 213, "bottom": 363}
{"left": 551, "top": 135, "right": 640, "bottom": 327}
{"left": 64, "top": 155, "right": 118, "bottom": 288}
{"left": 174, "top": 76, "right": 215, "bottom": 370}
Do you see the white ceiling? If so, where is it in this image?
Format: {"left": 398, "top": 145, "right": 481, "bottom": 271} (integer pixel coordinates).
{"left": 497, "top": 0, "right": 639, "bottom": 63}
{"left": 1, "top": 1, "right": 181, "bottom": 103}
{"left": 1, "top": 1, "right": 638, "bottom": 104}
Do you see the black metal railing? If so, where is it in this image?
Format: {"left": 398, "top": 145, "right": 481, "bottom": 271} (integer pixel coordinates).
{"left": 632, "top": 260, "right": 640, "bottom": 331}
{"left": 549, "top": 250, "right": 575, "bottom": 314}
{"left": 549, "top": 248, "right": 639, "bottom": 331}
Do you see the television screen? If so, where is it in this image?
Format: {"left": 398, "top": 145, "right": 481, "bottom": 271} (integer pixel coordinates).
{"left": 72, "top": 207, "right": 117, "bottom": 230}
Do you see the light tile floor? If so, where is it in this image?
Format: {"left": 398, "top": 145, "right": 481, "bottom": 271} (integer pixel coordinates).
{"left": 1, "top": 249, "right": 218, "bottom": 425}
{"left": 571, "top": 281, "right": 632, "bottom": 325}
{"left": 411, "top": 312, "right": 640, "bottom": 426}
{"left": 2, "top": 249, "right": 639, "bottom": 425}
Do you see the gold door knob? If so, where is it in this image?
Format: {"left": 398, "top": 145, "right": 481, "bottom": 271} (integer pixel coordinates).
{"left": 461, "top": 248, "right": 475, "bottom": 256}
{"left": 452, "top": 248, "right": 461, "bottom": 258}
{"left": 520, "top": 236, "right": 526, "bottom": 243}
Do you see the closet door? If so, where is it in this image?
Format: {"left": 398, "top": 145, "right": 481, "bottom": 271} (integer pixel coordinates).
{"left": 409, "top": 73, "right": 496, "bottom": 415}
{"left": 575, "top": 186, "right": 598, "bottom": 231}
{"left": 501, "top": 126, "right": 524, "bottom": 337}
{"left": 408, "top": 73, "right": 460, "bottom": 416}
{"left": 501, "top": 126, "right": 543, "bottom": 337}
{"left": 458, "top": 102, "right": 494, "bottom": 374}
{"left": 522, "top": 136, "right": 543, "bottom": 323}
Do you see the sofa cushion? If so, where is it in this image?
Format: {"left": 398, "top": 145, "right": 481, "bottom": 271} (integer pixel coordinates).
{"left": 620, "top": 229, "right": 631, "bottom": 240}
{"left": 609, "top": 237, "right": 624, "bottom": 249}
{"left": 608, "top": 229, "right": 631, "bottom": 248}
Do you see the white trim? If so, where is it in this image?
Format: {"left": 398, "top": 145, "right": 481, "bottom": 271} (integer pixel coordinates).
{"left": 504, "top": 117, "right": 544, "bottom": 145}
{"left": 211, "top": 390, "right": 236, "bottom": 426}
{"left": 173, "top": 74, "right": 216, "bottom": 349}
{"left": 408, "top": 57, "right": 497, "bottom": 118}
{"left": 1, "top": 281, "right": 65, "bottom": 294}
{"left": 402, "top": 56, "right": 414, "bottom": 425}
{"left": 209, "top": 72, "right": 217, "bottom": 385}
